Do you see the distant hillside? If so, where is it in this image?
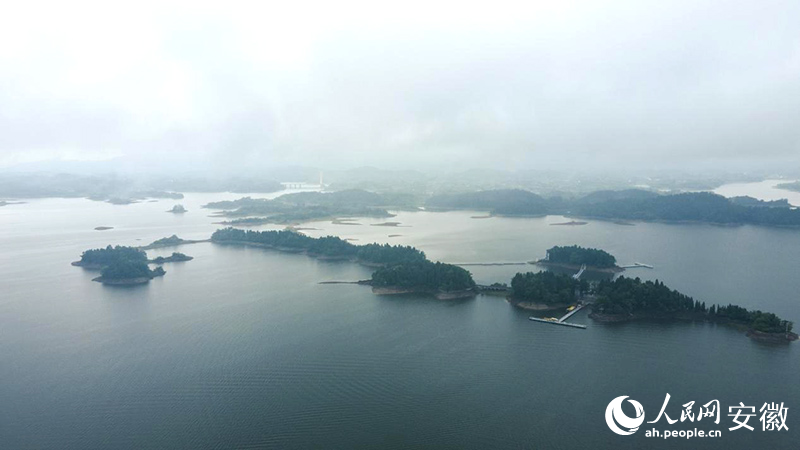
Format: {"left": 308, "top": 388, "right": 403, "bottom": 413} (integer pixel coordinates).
{"left": 204, "top": 189, "right": 394, "bottom": 223}
{"left": 426, "top": 188, "right": 800, "bottom": 227}
{"left": 576, "top": 191, "right": 800, "bottom": 226}
{"left": 572, "top": 189, "right": 658, "bottom": 205}
{"left": 426, "top": 189, "right": 551, "bottom": 216}
{"left": 729, "top": 196, "right": 791, "bottom": 208}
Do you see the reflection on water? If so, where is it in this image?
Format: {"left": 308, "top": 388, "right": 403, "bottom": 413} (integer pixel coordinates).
{"left": 0, "top": 187, "right": 797, "bottom": 449}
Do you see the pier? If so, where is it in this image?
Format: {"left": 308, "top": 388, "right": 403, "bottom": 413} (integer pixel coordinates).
{"left": 528, "top": 303, "right": 587, "bottom": 329}
{"left": 572, "top": 264, "right": 587, "bottom": 280}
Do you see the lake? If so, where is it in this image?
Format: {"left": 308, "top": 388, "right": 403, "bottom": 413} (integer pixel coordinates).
{"left": 0, "top": 184, "right": 797, "bottom": 449}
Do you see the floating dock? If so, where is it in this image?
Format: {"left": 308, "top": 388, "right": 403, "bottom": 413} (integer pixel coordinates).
{"left": 529, "top": 303, "right": 587, "bottom": 329}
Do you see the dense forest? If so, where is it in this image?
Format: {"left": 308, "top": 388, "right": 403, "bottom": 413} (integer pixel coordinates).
{"left": 212, "top": 228, "right": 472, "bottom": 292}
{"left": 545, "top": 245, "right": 617, "bottom": 268}
{"left": 593, "top": 277, "right": 695, "bottom": 315}
{"left": 593, "top": 276, "right": 794, "bottom": 333}
{"left": 371, "top": 260, "right": 475, "bottom": 292}
{"left": 78, "top": 245, "right": 148, "bottom": 266}
{"left": 510, "top": 271, "right": 586, "bottom": 304}
{"left": 101, "top": 261, "right": 165, "bottom": 281}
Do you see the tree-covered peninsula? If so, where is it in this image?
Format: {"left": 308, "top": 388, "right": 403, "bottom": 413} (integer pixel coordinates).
{"left": 73, "top": 245, "right": 166, "bottom": 285}
{"left": 507, "top": 267, "right": 795, "bottom": 341}
{"left": 211, "top": 227, "right": 475, "bottom": 298}
{"left": 539, "top": 245, "right": 618, "bottom": 269}
{"left": 591, "top": 276, "right": 797, "bottom": 342}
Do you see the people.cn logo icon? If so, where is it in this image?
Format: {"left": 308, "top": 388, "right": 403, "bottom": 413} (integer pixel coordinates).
{"left": 606, "top": 396, "right": 646, "bottom": 435}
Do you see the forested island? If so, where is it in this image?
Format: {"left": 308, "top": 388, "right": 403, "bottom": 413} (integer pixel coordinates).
{"left": 73, "top": 245, "right": 167, "bottom": 285}
{"left": 537, "top": 245, "right": 620, "bottom": 271}
{"left": 205, "top": 190, "right": 397, "bottom": 225}
{"left": 211, "top": 227, "right": 475, "bottom": 298}
{"left": 141, "top": 235, "right": 208, "bottom": 250}
{"left": 167, "top": 204, "right": 187, "bottom": 213}
{"left": 371, "top": 260, "right": 475, "bottom": 299}
{"left": 150, "top": 252, "right": 193, "bottom": 264}
{"left": 426, "top": 189, "right": 800, "bottom": 227}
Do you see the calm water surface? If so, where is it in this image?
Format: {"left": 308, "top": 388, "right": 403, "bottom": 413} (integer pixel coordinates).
{"left": 0, "top": 185, "right": 797, "bottom": 449}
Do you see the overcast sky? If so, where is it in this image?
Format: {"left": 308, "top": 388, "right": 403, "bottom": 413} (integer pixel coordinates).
{"left": 1, "top": 0, "right": 799, "bottom": 173}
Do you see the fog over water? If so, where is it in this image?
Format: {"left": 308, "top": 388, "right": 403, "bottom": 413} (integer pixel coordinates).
{"left": 1, "top": 1, "right": 799, "bottom": 174}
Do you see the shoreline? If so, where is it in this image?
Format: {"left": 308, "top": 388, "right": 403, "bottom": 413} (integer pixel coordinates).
{"left": 589, "top": 311, "right": 799, "bottom": 342}
{"left": 534, "top": 260, "right": 624, "bottom": 273}
{"left": 91, "top": 276, "right": 152, "bottom": 285}
{"left": 508, "top": 298, "right": 568, "bottom": 311}
{"left": 372, "top": 286, "right": 477, "bottom": 300}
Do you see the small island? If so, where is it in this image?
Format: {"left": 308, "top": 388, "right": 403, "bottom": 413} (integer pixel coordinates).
{"left": 535, "top": 245, "right": 622, "bottom": 273}
{"left": 370, "top": 260, "right": 476, "bottom": 299}
{"left": 73, "top": 245, "right": 167, "bottom": 285}
{"left": 106, "top": 197, "right": 139, "bottom": 205}
{"left": 550, "top": 220, "right": 588, "bottom": 226}
{"left": 167, "top": 204, "right": 187, "bottom": 214}
{"left": 371, "top": 221, "right": 403, "bottom": 227}
{"left": 140, "top": 235, "right": 207, "bottom": 250}
{"left": 94, "top": 226, "right": 114, "bottom": 231}
{"left": 149, "top": 252, "right": 193, "bottom": 264}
